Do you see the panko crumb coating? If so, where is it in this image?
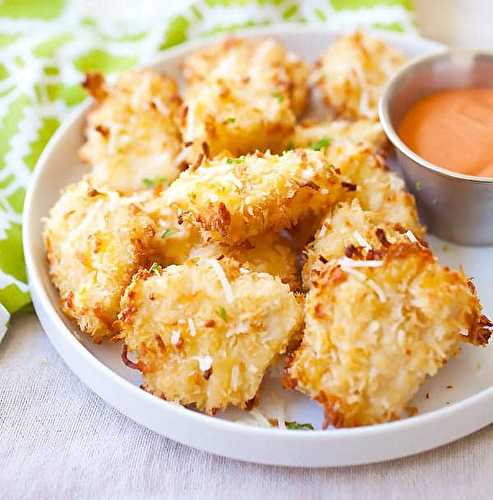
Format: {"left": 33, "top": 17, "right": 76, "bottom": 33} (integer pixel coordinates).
{"left": 302, "top": 200, "right": 418, "bottom": 288}
{"left": 118, "top": 257, "right": 303, "bottom": 414}
{"left": 286, "top": 242, "right": 492, "bottom": 428}
{"left": 43, "top": 179, "right": 164, "bottom": 342}
{"left": 288, "top": 143, "right": 422, "bottom": 253}
{"left": 79, "top": 71, "right": 184, "bottom": 194}
{"left": 288, "top": 118, "right": 387, "bottom": 153}
{"left": 315, "top": 31, "right": 406, "bottom": 119}
{"left": 189, "top": 231, "right": 301, "bottom": 291}
{"left": 163, "top": 149, "right": 348, "bottom": 243}
{"left": 182, "top": 37, "right": 309, "bottom": 163}
{"left": 326, "top": 142, "right": 423, "bottom": 236}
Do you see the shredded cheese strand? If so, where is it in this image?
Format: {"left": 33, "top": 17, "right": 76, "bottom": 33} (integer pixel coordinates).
{"left": 187, "top": 318, "right": 197, "bottom": 337}
{"left": 249, "top": 408, "right": 272, "bottom": 428}
{"left": 353, "top": 230, "right": 371, "bottom": 250}
{"left": 405, "top": 230, "right": 418, "bottom": 243}
{"left": 339, "top": 257, "right": 383, "bottom": 268}
{"left": 342, "top": 266, "right": 386, "bottom": 302}
{"left": 208, "top": 258, "right": 235, "bottom": 303}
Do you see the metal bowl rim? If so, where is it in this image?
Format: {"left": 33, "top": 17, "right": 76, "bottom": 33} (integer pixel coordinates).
{"left": 379, "top": 49, "right": 493, "bottom": 185}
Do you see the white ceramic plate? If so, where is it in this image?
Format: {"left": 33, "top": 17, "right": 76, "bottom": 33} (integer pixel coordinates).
{"left": 24, "top": 26, "right": 493, "bottom": 467}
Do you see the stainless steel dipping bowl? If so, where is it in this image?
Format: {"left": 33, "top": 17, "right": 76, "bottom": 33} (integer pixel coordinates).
{"left": 379, "top": 50, "right": 493, "bottom": 245}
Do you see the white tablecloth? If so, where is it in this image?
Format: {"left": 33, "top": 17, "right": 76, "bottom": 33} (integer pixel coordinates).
{"left": 1, "top": 313, "right": 492, "bottom": 499}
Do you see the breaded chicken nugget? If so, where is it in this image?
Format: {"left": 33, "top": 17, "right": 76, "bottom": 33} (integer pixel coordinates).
{"left": 286, "top": 243, "right": 492, "bottom": 428}
{"left": 163, "top": 149, "right": 347, "bottom": 243}
{"left": 302, "top": 200, "right": 417, "bottom": 288}
{"left": 80, "top": 71, "right": 184, "bottom": 194}
{"left": 288, "top": 143, "right": 422, "bottom": 253}
{"left": 287, "top": 118, "right": 387, "bottom": 153}
{"left": 315, "top": 31, "right": 405, "bottom": 119}
{"left": 118, "top": 257, "right": 303, "bottom": 414}
{"left": 326, "top": 142, "right": 423, "bottom": 236}
{"left": 142, "top": 194, "right": 201, "bottom": 265}
{"left": 189, "top": 231, "right": 301, "bottom": 291}
{"left": 43, "top": 179, "right": 163, "bottom": 342}
{"left": 182, "top": 37, "right": 309, "bottom": 162}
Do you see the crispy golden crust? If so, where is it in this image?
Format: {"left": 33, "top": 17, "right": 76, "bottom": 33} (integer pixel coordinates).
{"left": 182, "top": 37, "right": 309, "bottom": 162}
{"left": 326, "top": 142, "right": 424, "bottom": 236}
{"left": 189, "top": 232, "right": 301, "bottom": 291}
{"left": 43, "top": 179, "right": 162, "bottom": 342}
{"left": 80, "top": 70, "right": 184, "bottom": 194}
{"left": 43, "top": 178, "right": 203, "bottom": 342}
{"left": 287, "top": 118, "right": 388, "bottom": 153}
{"left": 287, "top": 243, "right": 491, "bottom": 428}
{"left": 163, "top": 149, "right": 348, "bottom": 243}
{"left": 118, "top": 258, "right": 303, "bottom": 414}
{"left": 315, "top": 31, "right": 405, "bottom": 119}
{"left": 302, "top": 200, "right": 419, "bottom": 288}
{"left": 288, "top": 142, "right": 423, "bottom": 257}
{"left": 140, "top": 194, "right": 201, "bottom": 265}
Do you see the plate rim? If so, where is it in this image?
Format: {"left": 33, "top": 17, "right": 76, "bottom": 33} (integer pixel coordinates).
{"left": 24, "top": 23, "right": 493, "bottom": 467}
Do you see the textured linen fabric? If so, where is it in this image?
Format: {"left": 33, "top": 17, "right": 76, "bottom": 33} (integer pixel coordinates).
{"left": 1, "top": 313, "right": 492, "bottom": 499}
{"left": 0, "top": 0, "right": 414, "bottom": 332}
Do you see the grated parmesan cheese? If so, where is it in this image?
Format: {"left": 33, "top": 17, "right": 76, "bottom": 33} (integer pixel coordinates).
{"left": 208, "top": 258, "right": 235, "bottom": 303}
{"left": 171, "top": 330, "right": 181, "bottom": 345}
{"left": 193, "top": 355, "right": 213, "bottom": 372}
{"left": 231, "top": 365, "right": 239, "bottom": 391}
{"left": 342, "top": 266, "right": 386, "bottom": 302}
{"left": 187, "top": 318, "right": 197, "bottom": 337}
{"left": 172, "top": 148, "right": 189, "bottom": 169}
{"left": 249, "top": 408, "right": 272, "bottom": 428}
{"left": 405, "top": 230, "right": 418, "bottom": 244}
{"left": 353, "top": 230, "right": 371, "bottom": 250}
{"left": 339, "top": 257, "right": 383, "bottom": 268}
{"left": 365, "top": 278, "right": 386, "bottom": 303}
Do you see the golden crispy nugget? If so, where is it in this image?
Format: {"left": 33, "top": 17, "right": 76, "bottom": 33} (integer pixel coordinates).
{"left": 182, "top": 37, "right": 309, "bottom": 162}
{"left": 43, "top": 178, "right": 202, "bottom": 341}
{"left": 288, "top": 143, "right": 422, "bottom": 254}
{"left": 163, "top": 149, "right": 348, "bottom": 243}
{"left": 43, "top": 179, "right": 162, "bottom": 342}
{"left": 315, "top": 31, "right": 405, "bottom": 119}
{"left": 189, "top": 231, "right": 301, "bottom": 291}
{"left": 286, "top": 243, "right": 492, "bottom": 428}
{"left": 326, "top": 142, "right": 423, "bottom": 236}
{"left": 141, "top": 194, "right": 201, "bottom": 265}
{"left": 118, "top": 257, "right": 303, "bottom": 414}
{"left": 302, "top": 200, "right": 418, "bottom": 288}
{"left": 287, "top": 118, "right": 387, "bottom": 153}
{"left": 80, "top": 71, "right": 184, "bottom": 194}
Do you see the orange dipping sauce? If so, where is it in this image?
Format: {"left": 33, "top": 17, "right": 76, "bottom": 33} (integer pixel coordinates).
{"left": 398, "top": 88, "right": 493, "bottom": 177}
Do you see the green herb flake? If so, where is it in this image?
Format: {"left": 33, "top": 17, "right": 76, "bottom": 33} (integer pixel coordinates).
{"left": 415, "top": 180, "right": 422, "bottom": 191}
{"left": 285, "top": 421, "right": 314, "bottom": 431}
{"left": 286, "top": 140, "right": 294, "bottom": 151}
{"left": 311, "top": 137, "right": 331, "bottom": 151}
{"left": 142, "top": 176, "right": 167, "bottom": 188}
{"left": 224, "top": 117, "right": 236, "bottom": 124}
{"left": 226, "top": 157, "right": 244, "bottom": 165}
{"left": 149, "top": 262, "right": 162, "bottom": 274}
{"left": 161, "top": 228, "right": 175, "bottom": 239}
{"left": 217, "top": 306, "right": 228, "bottom": 322}
{"left": 272, "top": 91, "right": 285, "bottom": 103}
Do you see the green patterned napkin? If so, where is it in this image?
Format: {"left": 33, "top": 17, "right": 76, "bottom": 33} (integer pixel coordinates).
{"left": 0, "top": 0, "right": 414, "bottom": 337}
